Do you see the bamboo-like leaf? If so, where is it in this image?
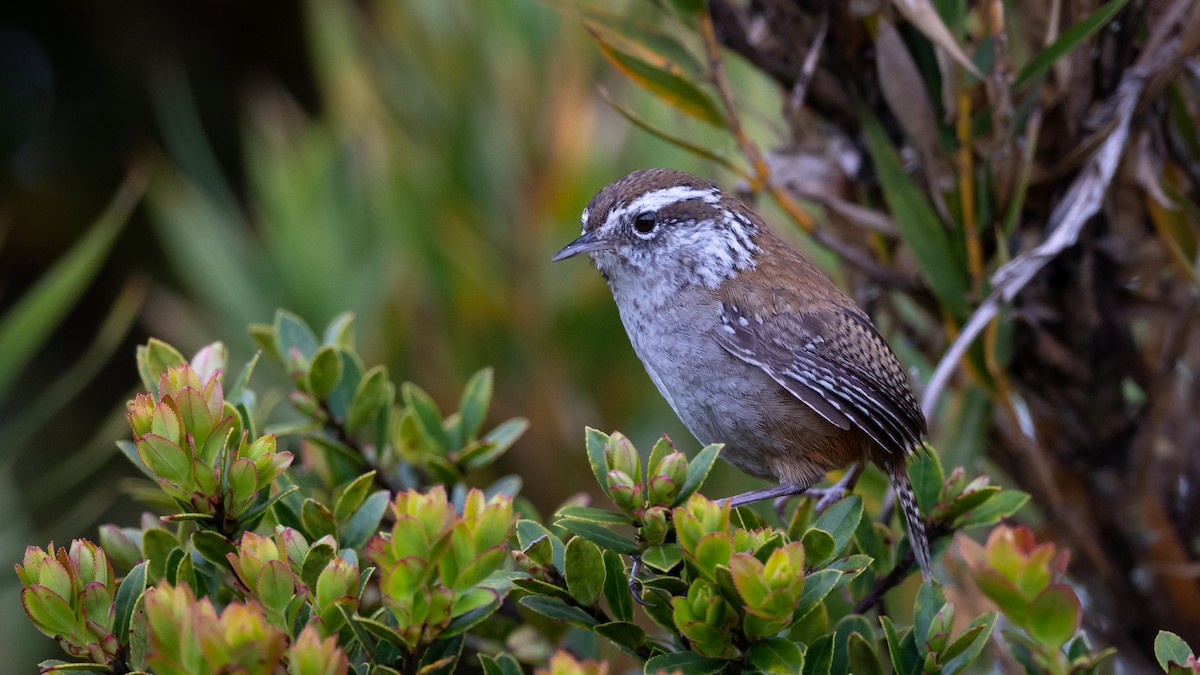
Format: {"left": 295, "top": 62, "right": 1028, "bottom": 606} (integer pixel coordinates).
{"left": 862, "top": 114, "right": 970, "bottom": 319}
{"left": 1014, "top": 0, "right": 1132, "bottom": 88}
{"left": 589, "top": 25, "right": 724, "bottom": 127}
{"left": 582, "top": 18, "right": 702, "bottom": 79}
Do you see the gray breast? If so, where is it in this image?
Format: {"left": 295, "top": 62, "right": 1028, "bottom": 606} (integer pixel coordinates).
{"left": 610, "top": 283, "right": 782, "bottom": 478}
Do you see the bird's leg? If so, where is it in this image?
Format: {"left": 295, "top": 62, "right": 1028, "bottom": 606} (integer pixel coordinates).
{"left": 807, "top": 462, "right": 864, "bottom": 514}
{"left": 718, "top": 483, "right": 810, "bottom": 509}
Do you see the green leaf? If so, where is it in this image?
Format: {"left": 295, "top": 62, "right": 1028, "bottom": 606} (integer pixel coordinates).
{"left": 36, "top": 662, "right": 111, "bottom": 673}
{"left": 301, "top": 541, "right": 337, "bottom": 593}
{"left": 675, "top": 443, "right": 721, "bottom": 506}
{"left": 403, "top": 382, "right": 451, "bottom": 452}
{"left": 302, "top": 498, "right": 337, "bottom": 540}
{"left": 138, "top": 339, "right": 187, "bottom": 396}
{"left": 914, "top": 580, "right": 946, "bottom": 652}
{"left": 237, "top": 485, "right": 300, "bottom": 529}
{"left": 943, "top": 612, "right": 997, "bottom": 675}
{"left": 518, "top": 595, "right": 597, "bottom": 629}
{"left": 341, "top": 489, "right": 389, "bottom": 550}
{"left": 862, "top": 114, "right": 970, "bottom": 319}
{"left": 418, "top": 634, "right": 464, "bottom": 675}
{"left": 881, "top": 616, "right": 917, "bottom": 675}
{"left": 585, "top": 427, "right": 613, "bottom": 498}
{"left": 1027, "top": 584, "right": 1080, "bottom": 650}
{"left": 801, "top": 528, "right": 836, "bottom": 568}
{"left": 590, "top": 26, "right": 724, "bottom": 127}
{"left": 274, "top": 309, "right": 319, "bottom": 362}
{"left": 554, "top": 505, "right": 631, "bottom": 526}
{"left": 0, "top": 173, "right": 142, "bottom": 398}
{"left": 747, "top": 637, "right": 806, "bottom": 674}
{"left": 941, "top": 486, "right": 1001, "bottom": 522}
{"left": 556, "top": 518, "right": 640, "bottom": 555}
{"left": 346, "top": 366, "right": 391, "bottom": 434}
{"left": 594, "top": 621, "right": 645, "bottom": 652}
{"left": 21, "top": 585, "right": 80, "bottom": 638}
{"left": 908, "top": 450, "right": 944, "bottom": 517}
{"left": 322, "top": 311, "right": 356, "bottom": 347}
{"left": 511, "top": 577, "right": 574, "bottom": 603}
{"left": 478, "top": 653, "right": 523, "bottom": 675}
{"left": 248, "top": 324, "right": 279, "bottom": 365}
{"left": 809, "top": 495, "right": 863, "bottom": 564}
{"left": 516, "top": 520, "right": 565, "bottom": 573}
{"left": 1155, "top": 631, "right": 1196, "bottom": 672}
{"left": 646, "top": 435, "right": 673, "bottom": 473}
{"left": 458, "top": 368, "right": 493, "bottom": 441}
{"left": 354, "top": 614, "right": 409, "bottom": 648}
{"left": 113, "top": 561, "right": 147, "bottom": 641}
{"left": 334, "top": 471, "right": 377, "bottom": 524}
{"left": 142, "top": 529, "right": 179, "bottom": 583}
{"left": 255, "top": 560, "right": 295, "bottom": 614}
{"left": 642, "top": 543, "right": 683, "bottom": 572}
{"left": 339, "top": 605, "right": 382, "bottom": 662}
{"left": 602, "top": 550, "right": 634, "bottom": 623}
{"left": 795, "top": 569, "right": 842, "bottom": 621}
{"left": 803, "top": 635, "right": 834, "bottom": 675}
{"left": 833, "top": 615, "right": 876, "bottom": 675}
{"left": 462, "top": 417, "right": 528, "bottom": 470}
{"left": 190, "top": 531, "right": 235, "bottom": 568}
{"left": 324, "top": 348, "right": 364, "bottom": 421}
{"left": 307, "top": 345, "right": 343, "bottom": 400}
{"left": 642, "top": 651, "right": 728, "bottom": 675}
{"left": 847, "top": 631, "right": 884, "bottom": 675}
{"left": 1014, "top": 0, "right": 1131, "bottom": 88}
{"left": 442, "top": 592, "right": 501, "bottom": 638}
{"left": 564, "top": 536, "right": 607, "bottom": 607}
{"left": 956, "top": 489, "right": 1030, "bottom": 529}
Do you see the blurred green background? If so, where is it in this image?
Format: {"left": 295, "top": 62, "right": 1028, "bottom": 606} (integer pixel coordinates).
{"left": 0, "top": 0, "right": 772, "bottom": 662}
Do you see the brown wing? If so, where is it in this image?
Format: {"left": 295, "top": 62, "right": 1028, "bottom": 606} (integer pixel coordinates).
{"left": 714, "top": 300, "right": 926, "bottom": 459}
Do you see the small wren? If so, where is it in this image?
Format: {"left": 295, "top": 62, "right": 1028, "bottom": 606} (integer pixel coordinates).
{"left": 553, "top": 168, "right": 931, "bottom": 576}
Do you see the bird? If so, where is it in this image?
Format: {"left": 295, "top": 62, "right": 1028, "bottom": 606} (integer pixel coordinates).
{"left": 552, "top": 168, "right": 931, "bottom": 578}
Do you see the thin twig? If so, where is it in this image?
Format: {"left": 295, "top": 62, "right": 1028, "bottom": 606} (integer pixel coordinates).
{"left": 787, "top": 10, "right": 830, "bottom": 121}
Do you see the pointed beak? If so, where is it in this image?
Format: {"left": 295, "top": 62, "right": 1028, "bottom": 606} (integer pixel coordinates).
{"left": 551, "top": 230, "right": 611, "bottom": 262}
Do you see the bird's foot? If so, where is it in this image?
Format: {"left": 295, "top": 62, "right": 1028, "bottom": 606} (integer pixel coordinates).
{"left": 808, "top": 463, "right": 865, "bottom": 515}
{"left": 626, "top": 555, "right": 667, "bottom": 607}
{"left": 807, "top": 485, "right": 850, "bottom": 514}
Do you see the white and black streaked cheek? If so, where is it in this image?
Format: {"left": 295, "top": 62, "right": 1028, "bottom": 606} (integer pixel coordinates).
{"left": 667, "top": 214, "right": 761, "bottom": 288}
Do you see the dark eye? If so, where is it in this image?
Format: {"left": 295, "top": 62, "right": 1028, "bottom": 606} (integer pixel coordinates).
{"left": 634, "top": 211, "right": 657, "bottom": 234}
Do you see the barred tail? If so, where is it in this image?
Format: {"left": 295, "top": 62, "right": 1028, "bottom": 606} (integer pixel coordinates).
{"left": 888, "top": 464, "right": 931, "bottom": 580}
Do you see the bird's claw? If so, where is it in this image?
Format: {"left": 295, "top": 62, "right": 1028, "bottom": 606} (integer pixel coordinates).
{"left": 626, "top": 555, "right": 666, "bottom": 607}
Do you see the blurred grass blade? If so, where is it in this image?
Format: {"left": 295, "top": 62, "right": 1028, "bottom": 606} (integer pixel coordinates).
{"left": 588, "top": 24, "right": 724, "bottom": 127}
{"left": 862, "top": 115, "right": 970, "bottom": 319}
{"left": 1014, "top": 0, "right": 1131, "bottom": 88}
{"left": 580, "top": 17, "right": 702, "bottom": 79}
{"left": 152, "top": 64, "right": 243, "bottom": 223}
{"left": 0, "top": 170, "right": 146, "bottom": 400}
{"left": 0, "top": 279, "right": 146, "bottom": 463}
{"left": 596, "top": 85, "right": 747, "bottom": 178}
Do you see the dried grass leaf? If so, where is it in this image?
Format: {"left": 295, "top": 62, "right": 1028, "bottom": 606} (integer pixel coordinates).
{"left": 890, "top": 0, "right": 983, "bottom": 78}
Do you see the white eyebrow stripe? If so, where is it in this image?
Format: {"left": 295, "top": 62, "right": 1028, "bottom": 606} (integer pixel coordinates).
{"left": 600, "top": 185, "right": 721, "bottom": 236}
{"left": 625, "top": 186, "right": 720, "bottom": 215}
